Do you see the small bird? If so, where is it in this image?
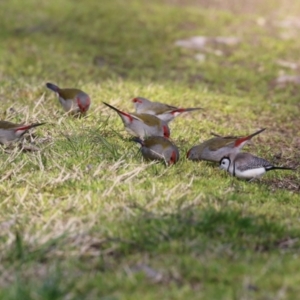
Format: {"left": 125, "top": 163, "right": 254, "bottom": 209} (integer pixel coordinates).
{"left": 103, "top": 102, "right": 170, "bottom": 139}
{"left": 132, "top": 136, "right": 179, "bottom": 165}
{"left": 186, "top": 128, "right": 266, "bottom": 163}
{"left": 219, "top": 152, "right": 295, "bottom": 180}
{"left": 132, "top": 97, "right": 202, "bottom": 123}
{"left": 46, "top": 83, "right": 91, "bottom": 115}
{"left": 0, "top": 121, "right": 45, "bottom": 144}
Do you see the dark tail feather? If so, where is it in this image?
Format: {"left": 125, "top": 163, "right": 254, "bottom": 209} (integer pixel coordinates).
{"left": 172, "top": 107, "right": 202, "bottom": 114}
{"left": 103, "top": 102, "right": 123, "bottom": 114}
{"left": 29, "top": 122, "right": 46, "bottom": 129}
{"left": 46, "top": 82, "right": 60, "bottom": 92}
{"left": 103, "top": 102, "right": 133, "bottom": 121}
{"left": 182, "top": 107, "right": 203, "bottom": 112}
{"left": 267, "top": 166, "right": 296, "bottom": 172}
{"left": 235, "top": 128, "right": 266, "bottom": 147}
{"left": 131, "top": 137, "right": 144, "bottom": 146}
{"left": 247, "top": 128, "right": 266, "bottom": 139}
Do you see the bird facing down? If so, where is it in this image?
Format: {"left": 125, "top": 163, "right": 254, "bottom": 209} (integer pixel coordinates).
{"left": 46, "top": 82, "right": 91, "bottom": 116}
{"left": 219, "top": 152, "right": 295, "bottom": 180}
{"left": 0, "top": 121, "right": 45, "bottom": 144}
{"left": 103, "top": 102, "right": 170, "bottom": 139}
{"left": 132, "top": 97, "right": 202, "bottom": 123}
{"left": 186, "top": 128, "right": 266, "bottom": 163}
{"left": 132, "top": 136, "right": 179, "bottom": 165}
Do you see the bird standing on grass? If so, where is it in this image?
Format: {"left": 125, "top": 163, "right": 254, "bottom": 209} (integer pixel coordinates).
{"left": 132, "top": 97, "right": 202, "bottom": 123}
{"left": 186, "top": 128, "right": 266, "bottom": 163}
{"left": 46, "top": 82, "right": 91, "bottom": 116}
{"left": 219, "top": 152, "right": 295, "bottom": 180}
{"left": 0, "top": 121, "right": 45, "bottom": 145}
{"left": 132, "top": 136, "right": 179, "bottom": 165}
{"left": 103, "top": 102, "right": 170, "bottom": 139}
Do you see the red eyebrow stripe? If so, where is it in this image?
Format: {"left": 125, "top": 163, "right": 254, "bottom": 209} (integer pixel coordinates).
{"left": 132, "top": 98, "right": 142, "bottom": 103}
{"left": 163, "top": 125, "right": 170, "bottom": 138}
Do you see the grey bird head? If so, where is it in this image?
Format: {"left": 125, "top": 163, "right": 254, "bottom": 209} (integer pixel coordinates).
{"left": 77, "top": 92, "right": 91, "bottom": 113}
{"left": 132, "top": 97, "right": 152, "bottom": 112}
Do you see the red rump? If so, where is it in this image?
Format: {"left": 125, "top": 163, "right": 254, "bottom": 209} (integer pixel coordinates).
{"left": 120, "top": 111, "right": 133, "bottom": 122}
{"left": 234, "top": 128, "right": 266, "bottom": 147}
{"left": 15, "top": 125, "right": 31, "bottom": 132}
{"left": 171, "top": 108, "right": 185, "bottom": 115}
{"left": 234, "top": 136, "right": 249, "bottom": 147}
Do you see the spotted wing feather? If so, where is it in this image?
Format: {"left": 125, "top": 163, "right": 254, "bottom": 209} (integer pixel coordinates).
{"left": 235, "top": 153, "right": 272, "bottom": 171}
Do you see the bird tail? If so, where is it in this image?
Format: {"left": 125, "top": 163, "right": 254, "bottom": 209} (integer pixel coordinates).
{"left": 182, "top": 107, "right": 202, "bottom": 112}
{"left": 131, "top": 137, "right": 144, "bottom": 146}
{"left": 103, "top": 102, "right": 133, "bottom": 122}
{"left": 267, "top": 166, "right": 296, "bottom": 172}
{"left": 16, "top": 123, "right": 46, "bottom": 132}
{"left": 46, "top": 82, "right": 60, "bottom": 92}
{"left": 171, "top": 107, "right": 202, "bottom": 114}
{"left": 234, "top": 128, "right": 266, "bottom": 147}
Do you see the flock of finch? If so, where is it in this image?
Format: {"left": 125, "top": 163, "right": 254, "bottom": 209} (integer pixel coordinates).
{"left": 0, "top": 82, "right": 296, "bottom": 181}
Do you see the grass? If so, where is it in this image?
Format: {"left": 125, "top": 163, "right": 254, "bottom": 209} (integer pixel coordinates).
{"left": 0, "top": 0, "right": 300, "bottom": 298}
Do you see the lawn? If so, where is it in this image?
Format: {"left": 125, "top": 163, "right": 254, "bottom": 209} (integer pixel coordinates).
{"left": 0, "top": 0, "right": 300, "bottom": 299}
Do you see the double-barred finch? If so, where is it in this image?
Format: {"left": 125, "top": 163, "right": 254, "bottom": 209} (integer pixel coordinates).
{"left": 0, "top": 121, "right": 45, "bottom": 144}
{"left": 46, "top": 83, "right": 91, "bottom": 115}
{"left": 219, "top": 152, "right": 295, "bottom": 180}
{"left": 103, "top": 102, "right": 170, "bottom": 139}
{"left": 132, "top": 136, "right": 179, "bottom": 165}
{"left": 186, "top": 128, "right": 266, "bottom": 163}
{"left": 132, "top": 97, "right": 202, "bottom": 123}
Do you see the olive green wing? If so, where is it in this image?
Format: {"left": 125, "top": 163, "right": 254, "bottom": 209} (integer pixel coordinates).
{"left": 0, "top": 120, "right": 21, "bottom": 129}
{"left": 58, "top": 88, "right": 83, "bottom": 99}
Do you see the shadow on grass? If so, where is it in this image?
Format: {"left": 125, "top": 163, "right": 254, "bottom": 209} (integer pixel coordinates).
{"left": 5, "top": 207, "right": 297, "bottom": 266}
{"left": 115, "top": 207, "right": 298, "bottom": 255}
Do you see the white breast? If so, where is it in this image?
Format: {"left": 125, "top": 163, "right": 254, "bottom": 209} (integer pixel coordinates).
{"left": 59, "top": 97, "right": 79, "bottom": 113}
{"left": 234, "top": 167, "right": 266, "bottom": 179}
{"left": 156, "top": 113, "right": 173, "bottom": 123}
